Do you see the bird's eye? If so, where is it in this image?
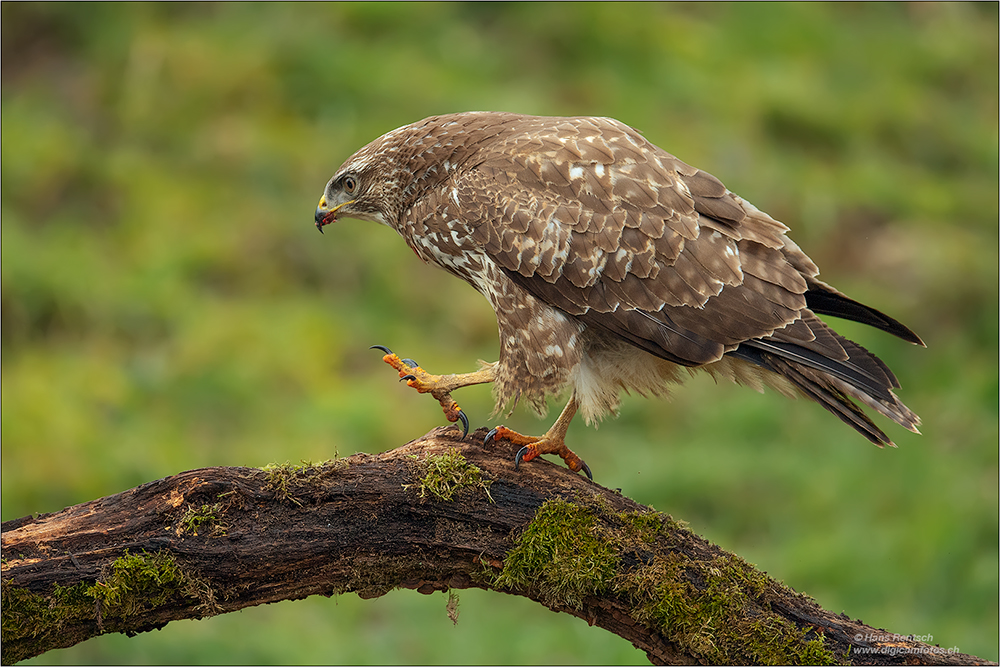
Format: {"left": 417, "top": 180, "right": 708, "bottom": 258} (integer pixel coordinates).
{"left": 343, "top": 175, "right": 357, "bottom": 194}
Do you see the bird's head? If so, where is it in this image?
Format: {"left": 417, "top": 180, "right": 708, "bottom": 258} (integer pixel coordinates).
{"left": 315, "top": 165, "right": 390, "bottom": 233}
{"left": 316, "top": 115, "right": 477, "bottom": 233}
{"left": 314, "top": 127, "right": 421, "bottom": 233}
{"left": 315, "top": 172, "right": 355, "bottom": 232}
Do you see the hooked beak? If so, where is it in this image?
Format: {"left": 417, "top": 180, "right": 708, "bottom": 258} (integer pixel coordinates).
{"left": 314, "top": 197, "right": 355, "bottom": 233}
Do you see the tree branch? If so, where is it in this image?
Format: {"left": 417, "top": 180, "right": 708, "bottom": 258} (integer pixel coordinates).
{"left": 2, "top": 427, "right": 993, "bottom": 666}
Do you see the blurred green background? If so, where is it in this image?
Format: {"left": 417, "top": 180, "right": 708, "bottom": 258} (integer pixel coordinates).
{"left": 2, "top": 3, "right": 997, "bottom": 664}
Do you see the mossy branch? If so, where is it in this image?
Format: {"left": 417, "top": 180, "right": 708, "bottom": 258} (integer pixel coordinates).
{"left": 1, "top": 427, "right": 992, "bottom": 666}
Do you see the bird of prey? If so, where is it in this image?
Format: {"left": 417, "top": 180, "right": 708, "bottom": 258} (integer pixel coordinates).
{"left": 315, "top": 112, "right": 922, "bottom": 478}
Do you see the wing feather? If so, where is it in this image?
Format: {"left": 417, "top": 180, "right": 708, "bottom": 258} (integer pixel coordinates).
{"left": 462, "top": 116, "right": 804, "bottom": 351}
{"left": 446, "top": 113, "right": 918, "bottom": 442}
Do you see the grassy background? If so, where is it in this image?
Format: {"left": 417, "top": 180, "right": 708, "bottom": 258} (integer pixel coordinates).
{"left": 2, "top": 3, "right": 996, "bottom": 664}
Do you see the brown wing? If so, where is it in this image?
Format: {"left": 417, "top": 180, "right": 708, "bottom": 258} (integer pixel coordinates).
{"left": 456, "top": 116, "right": 811, "bottom": 363}
{"left": 452, "top": 115, "right": 919, "bottom": 444}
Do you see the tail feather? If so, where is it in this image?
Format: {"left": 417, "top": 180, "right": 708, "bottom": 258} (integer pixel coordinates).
{"left": 770, "top": 355, "right": 895, "bottom": 447}
{"left": 772, "top": 358, "right": 896, "bottom": 447}
{"left": 729, "top": 312, "right": 920, "bottom": 446}
{"left": 744, "top": 337, "right": 896, "bottom": 405}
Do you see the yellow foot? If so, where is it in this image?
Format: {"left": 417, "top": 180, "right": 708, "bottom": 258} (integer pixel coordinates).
{"left": 371, "top": 345, "right": 484, "bottom": 438}
{"left": 485, "top": 425, "right": 592, "bottom": 480}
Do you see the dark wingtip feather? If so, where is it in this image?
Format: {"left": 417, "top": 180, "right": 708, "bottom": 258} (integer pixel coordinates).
{"left": 805, "top": 288, "right": 925, "bottom": 347}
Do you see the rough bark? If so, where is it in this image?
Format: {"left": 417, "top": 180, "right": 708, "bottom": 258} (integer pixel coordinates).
{"left": 1, "top": 427, "right": 993, "bottom": 666}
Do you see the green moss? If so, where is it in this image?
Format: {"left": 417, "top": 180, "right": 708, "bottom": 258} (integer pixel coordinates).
{"left": 492, "top": 499, "right": 618, "bottom": 609}
{"left": 405, "top": 449, "right": 493, "bottom": 503}
{"left": 179, "top": 502, "right": 226, "bottom": 536}
{"left": 261, "top": 459, "right": 338, "bottom": 505}
{"left": 488, "top": 498, "right": 837, "bottom": 665}
{"left": 621, "top": 552, "right": 838, "bottom": 665}
{"left": 615, "top": 509, "right": 669, "bottom": 544}
{"left": 1, "top": 550, "right": 218, "bottom": 652}
{"left": 1, "top": 582, "right": 71, "bottom": 642}
{"left": 86, "top": 550, "right": 187, "bottom": 617}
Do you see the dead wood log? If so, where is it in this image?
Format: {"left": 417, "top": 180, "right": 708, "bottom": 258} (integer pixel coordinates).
{"left": 2, "top": 427, "right": 994, "bottom": 666}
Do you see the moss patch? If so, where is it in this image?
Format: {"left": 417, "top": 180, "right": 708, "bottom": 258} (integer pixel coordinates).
{"left": 405, "top": 449, "right": 493, "bottom": 503}
{"left": 261, "top": 459, "right": 338, "bottom": 505}
{"left": 621, "top": 551, "right": 836, "bottom": 664}
{"left": 85, "top": 550, "right": 188, "bottom": 617}
{"left": 179, "top": 502, "right": 226, "bottom": 537}
{"left": 614, "top": 507, "right": 672, "bottom": 544}
{"left": 492, "top": 498, "right": 618, "bottom": 609}
{"left": 2, "top": 549, "right": 218, "bottom": 658}
{"left": 1, "top": 581, "right": 77, "bottom": 642}
{"left": 490, "top": 497, "right": 837, "bottom": 665}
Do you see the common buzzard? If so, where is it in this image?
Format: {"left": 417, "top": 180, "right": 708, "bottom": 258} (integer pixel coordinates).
{"left": 315, "top": 112, "right": 922, "bottom": 478}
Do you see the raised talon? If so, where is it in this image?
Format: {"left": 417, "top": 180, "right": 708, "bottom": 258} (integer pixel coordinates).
{"left": 367, "top": 346, "right": 494, "bottom": 445}
{"left": 376, "top": 352, "right": 472, "bottom": 437}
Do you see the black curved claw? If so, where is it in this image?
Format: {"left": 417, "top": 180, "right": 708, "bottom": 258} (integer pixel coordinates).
{"left": 484, "top": 427, "right": 500, "bottom": 446}
{"left": 401, "top": 358, "right": 419, "bottom": 368}
{"left": 399, "top": 374, "right": 416, "bottom": 383}
{"left": 370, "top": 344, "right": 393, "bottom": 355}
{"left": 510, "top": 444, "right": 592, "bottom": 480}
{"left": 513, "top": 445, "right": 530, "bottom": 471}
{"left": 456, "top": 410, "right": 469, "bottom": 439}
